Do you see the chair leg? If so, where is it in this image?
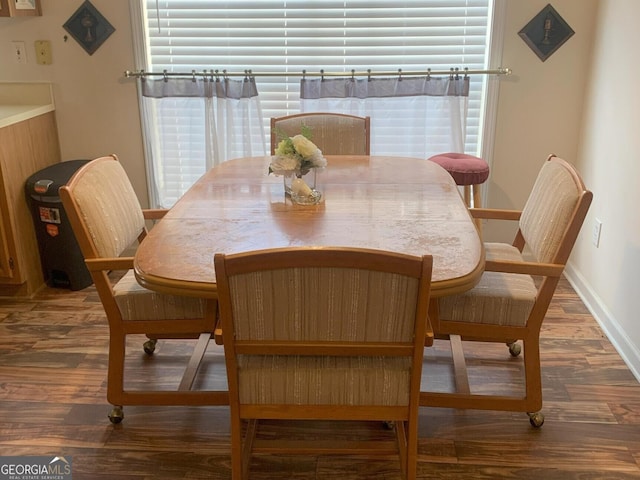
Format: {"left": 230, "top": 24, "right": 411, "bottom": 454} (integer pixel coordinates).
{"left": 463, "top": 184, "right": 483, "bottom": 237}
{"left": 472, "top": 183, "right": 482, "bottom": 208}
{"left": 450, "top": 334, "right": 471, "bottom": 394}
{"left": 107, "top": 343, "right": 126, "bottom": 423}
{"left": 106, "top": 331, "right": 126, "bottom": 420}
{"left": 471, "top": 184, "right": 483, "bottom": 237}
{"left": 523, "top": 337, "right": 543, "bottom": 411}
{"left": 229, "top": 414, "right": 244, "bottom": 480}
{"left": 463, "top": 185, "right": 472, "bottom": 207}
{"left": 396, "top": 419, "right": 417, "bottom": 480}
{"left": 395, "top": 421, "right": 408, "bottom": 478}
{"left": 523, "top": 337, "right": 545, "bottom": 427}
{"left": 241, "top": 419, "right": 258, "bottom": 480}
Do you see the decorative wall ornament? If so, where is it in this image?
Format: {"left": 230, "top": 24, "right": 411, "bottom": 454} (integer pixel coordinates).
{"left": 518, "top": 4, "right": 574, "bottom": 62}
{"left": 63, "top": 1, "right": 115, "bottom": 55}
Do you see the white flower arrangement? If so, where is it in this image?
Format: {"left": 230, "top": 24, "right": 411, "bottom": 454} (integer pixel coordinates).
{"left": 268, "top": 126, "right": 327, "bottom": 177}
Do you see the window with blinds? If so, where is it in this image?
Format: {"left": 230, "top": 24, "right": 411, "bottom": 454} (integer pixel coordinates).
{"left": 141, "top": 0, "right": 494, "bottom": 155}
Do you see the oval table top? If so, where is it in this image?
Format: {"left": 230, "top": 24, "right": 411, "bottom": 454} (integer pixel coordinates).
{"left": 134, "top": 155, "right": 484, "bottom": 299}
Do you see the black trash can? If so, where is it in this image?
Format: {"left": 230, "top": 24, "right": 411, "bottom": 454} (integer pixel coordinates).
{"left": 25, "top": 159, "right": 93, "bottom": 290}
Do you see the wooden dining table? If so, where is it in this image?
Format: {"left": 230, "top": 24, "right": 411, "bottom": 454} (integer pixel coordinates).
{"left": 134, "top": 155, "right": 484, "bottom": 301}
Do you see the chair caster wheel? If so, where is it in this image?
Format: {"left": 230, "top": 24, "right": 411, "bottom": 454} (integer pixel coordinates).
{"left": 108, "top": 406, "right": 124, "bottom": 424}
{"left": 528, "top": 412, "right": 544, "bottom": 428}
{"left": 507, "top": 342, "right": 521, "bottom": 357}
{"left": 143, "top": 339, "right": 158, "bottom": 355}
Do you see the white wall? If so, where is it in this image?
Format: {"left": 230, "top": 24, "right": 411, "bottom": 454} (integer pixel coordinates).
{"left": 1, "top": 0, "right": 638, "bottom": 378}
{"left": 487, "top": 0, "right": 639, "bottom": 379}
{"left": 486, "top": 0, "right": 598, "bottom": 241}
{"left": 0, "top": 1, "right": 147, "bottom": 205}
{"left": 567, "top": 0, "right": 640, "bottom": 379}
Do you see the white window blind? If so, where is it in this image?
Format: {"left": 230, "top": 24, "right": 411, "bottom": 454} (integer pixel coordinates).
{"left": 142, "top": 0, "right": 492, "bottom": 148}
{"left": 137, "top": 0, "right": 494, "bottom": 206}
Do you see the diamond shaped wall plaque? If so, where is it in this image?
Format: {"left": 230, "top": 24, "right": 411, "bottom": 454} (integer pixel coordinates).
{"left": 518, "top": 4, "right": 574, "bottom": 62}
{"left": 63, "top": 1, "right": 115, "bottom": 55}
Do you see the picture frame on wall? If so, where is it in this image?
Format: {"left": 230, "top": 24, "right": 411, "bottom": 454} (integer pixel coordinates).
{"left": 63, "top": 1, "right": 115, "bottom": 55}
{"left": 8, "top": 0, "right": 42, "bottom": 16}
{"left": 518, "top": 4, "right": 574, "bottom": 62}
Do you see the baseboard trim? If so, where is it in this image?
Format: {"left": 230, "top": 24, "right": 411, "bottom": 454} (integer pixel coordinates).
{"left": 564, "top": 263, "right": 640, "bottom": 383}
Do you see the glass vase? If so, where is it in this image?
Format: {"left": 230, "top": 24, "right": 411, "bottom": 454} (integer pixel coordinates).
{"left": 285, "top": 169, "right": 322, "bottom": 205}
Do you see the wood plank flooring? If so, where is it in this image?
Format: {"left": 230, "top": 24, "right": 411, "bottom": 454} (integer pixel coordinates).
{"left": 1, "top": 277, "right": 639, "bottom": 479}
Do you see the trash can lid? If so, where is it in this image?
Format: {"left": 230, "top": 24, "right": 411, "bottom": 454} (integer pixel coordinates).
{"left": 25, "top": 159, "right": 90, "bottom": 196}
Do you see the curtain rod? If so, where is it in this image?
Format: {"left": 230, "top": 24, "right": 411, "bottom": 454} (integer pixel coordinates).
{"left": 124, "top": 67, "right": 511, "bottom": 80}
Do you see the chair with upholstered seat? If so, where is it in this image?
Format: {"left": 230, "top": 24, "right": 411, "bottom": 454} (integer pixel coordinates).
{"left": 271, "top": 112, "right": 370, "bottom": 155}
{"left": 215, "top": 247, "right": 433, "bottom": 480}
{"left": 423, "top": 154, "right": 592, "bottom": 427}
{"left": 428, "top": 152, "right": 490, "bottom": 234}
{"left": 428, "top": 152, "right": 490, "bottom": 208}
{"left": 60, "top": 155, "right": 224, "bottom": 423}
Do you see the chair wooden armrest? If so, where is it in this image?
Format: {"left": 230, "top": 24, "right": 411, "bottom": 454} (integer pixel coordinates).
{"left": 469, "top": 208, "right": 522, "bottom": 221}
{"left": 484, "top": 259, "right": 564, "bottom": 277}
{"left": 143, "top": 209, "right": 169, "bottom": 220}
{"left": 85, "top": 257, "right": 134, "bottom": 272}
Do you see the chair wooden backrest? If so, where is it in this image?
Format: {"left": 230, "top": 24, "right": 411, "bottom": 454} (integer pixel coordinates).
{"left": 59, "top": 155, "right": 149, "bottom": 316}
{"left": 59, "top": 153, "right": 210, "bottom": 330}
{"left": 518, "top": 155, "right": 591, "bottom": 265}
{"left": 215, "top": 247, "right": 432, "bottom": 479}
{"left": 271, "top": 112, "right": 370, "bottom": 155}
{"left": 485, "top": 155, "right": 593, "bottom": 332}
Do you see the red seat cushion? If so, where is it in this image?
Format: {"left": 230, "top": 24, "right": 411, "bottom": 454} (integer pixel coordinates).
{"left": 428, "top": 153, "right": 490, "bottom": 186}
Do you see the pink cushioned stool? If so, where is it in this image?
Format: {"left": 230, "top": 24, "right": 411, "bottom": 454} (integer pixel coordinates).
{"left": 428, "top": 152, "right": 490, "bottom": 208}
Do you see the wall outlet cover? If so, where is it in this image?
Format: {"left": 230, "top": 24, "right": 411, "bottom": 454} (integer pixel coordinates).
{"left": 35, "top": 40, "right": 52, "bottom": 65}
{"left": 12, "top": 40, "right": 27, "bottom": 64}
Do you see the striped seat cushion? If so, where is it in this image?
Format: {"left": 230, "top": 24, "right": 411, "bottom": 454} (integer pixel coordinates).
{"left": 438, "top": 243, "right": 536, "bottom": 327}
{"left": 237, "top": 355, "right": 412, "bottom": 406}
{"left": 113, "top": 270, "right": 206, "bottom": 321}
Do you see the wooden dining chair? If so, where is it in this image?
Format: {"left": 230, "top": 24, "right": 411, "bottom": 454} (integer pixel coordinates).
{"left": 214, "top": 247, "right": 433, "bottom": 480}
{"left": 60, "top": 155, "right": 224, "bottom": 423}
{"left": 424, "top": 154, "right": 592, "bottom": 427}
{"left": 271, "top": 112, "right": 370, "bottom": 155}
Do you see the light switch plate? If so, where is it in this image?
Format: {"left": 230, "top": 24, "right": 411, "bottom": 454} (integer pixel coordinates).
{"left": 35, "top": 40, "right": 52, "bottom": 65}
{"left": 12, "top": 41, "right": 27, "bottom": 64}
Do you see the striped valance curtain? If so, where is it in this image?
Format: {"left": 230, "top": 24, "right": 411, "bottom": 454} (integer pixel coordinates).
{"left": 140, "top": 76, "right": 265, "bottom": 207}
{"left": 300, "top": 75, "right": 470, "bottom": 99}
{"left": 140, "top": 76, "right": 261, "bottom": 99}
{"left": 301, "top": 75, "right": 470, "bottom": 156}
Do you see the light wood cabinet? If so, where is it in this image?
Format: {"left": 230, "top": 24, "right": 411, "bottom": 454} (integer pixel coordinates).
{"left": 0, "top": 111, "right": 60, "bottom": 295}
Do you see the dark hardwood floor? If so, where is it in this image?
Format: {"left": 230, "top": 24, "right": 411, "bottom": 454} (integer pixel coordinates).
{"left": 1, "top": 277, "right": 639, "bottom": 479}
